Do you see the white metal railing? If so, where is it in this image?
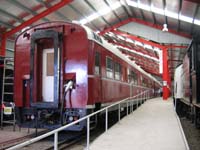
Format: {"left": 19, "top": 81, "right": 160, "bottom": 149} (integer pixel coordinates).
{"left": 7, "top": 89, "right": 154, "bottom": 150}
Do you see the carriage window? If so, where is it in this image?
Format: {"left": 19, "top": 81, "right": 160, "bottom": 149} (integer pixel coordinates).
{"left": 140, "top": 76, "right": 143, "bottom": 85}
{"left": 106, "top": 57, "right": 113, "bottom": 78}
{"left": 131, "top": 71, "right": 138, "bottom": 84}
{"left": 142, "top": 78, "right": 147, "bottom": 87}
{"left": 128, "top": 69, "right": 137, "bottom": 84}
{"left": 115, "top": 62, "right": 121, "bottom": 80}
{"left": 127, "top": 68, "right": 131, "bottom": 83}
{"left": 95, "top": 52, "right": 101, "bottom": 75}
{"left": 132, "top": 71, "right": 138, "bottom": 84}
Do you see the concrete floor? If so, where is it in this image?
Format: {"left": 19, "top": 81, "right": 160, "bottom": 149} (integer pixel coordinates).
{"left": 90, "top": 97, "right": 189, "bottom": 150}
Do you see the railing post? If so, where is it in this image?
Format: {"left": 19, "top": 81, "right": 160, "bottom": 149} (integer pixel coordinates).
{"left": 142, "top": 92, "right": 144, "bottom": 103}
{"left": 145, "top": 92, "right": 147, "bottom": 100}
{"left": 132, "top": 100, "right": 134, "bottom": 112}
{"left": 118, "top": 103, "right": 121, "bottom": 121}
{"left": 126, "top": 101, "right": 128, "bottom": 115}
{"left": 131, "top": 100, "right": 133, "bottom": 113}
{"left": 86, "top": 117, "right": 90, "bottom": 150}
{"left": 175, "top": 98, "right": 177, "bottom": 112}
{"left": 54, "top": 132, "right": 58, "bottom": 150}
{"left": 105, "top": 108, "right": 108, "bottom": 132}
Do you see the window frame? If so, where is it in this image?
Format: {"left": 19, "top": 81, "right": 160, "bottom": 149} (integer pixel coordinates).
{"left": 94, "top": 51, "right": 101, "bottom": 75}
{"left": 106, "top": 56, "right": 114, "bottom": 78}
{"left": 114, "top": 62, "right": 121, "bottom": 80}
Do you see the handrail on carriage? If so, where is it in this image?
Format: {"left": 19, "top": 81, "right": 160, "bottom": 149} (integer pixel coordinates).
{"left": 7, "top": 89, "right": 154, "bottom": 150}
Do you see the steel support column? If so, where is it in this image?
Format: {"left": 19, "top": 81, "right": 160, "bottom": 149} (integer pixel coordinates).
{"left": 162, "top": 47, "right": 170, "bottom": 100}
{"left": 0, "top": 35, "right": 6, "bottom": 56}
{"left": 168, "top": 67, "right": 171, "bottom": 96}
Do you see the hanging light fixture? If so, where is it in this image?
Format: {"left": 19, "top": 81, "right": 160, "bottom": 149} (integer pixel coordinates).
{"left": 162, "top": 23, "right": 168, "bottom": 32}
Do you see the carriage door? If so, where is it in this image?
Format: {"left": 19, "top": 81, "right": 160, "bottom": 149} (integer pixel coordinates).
{"left": 30, "top": 30, "right": 61, "bottom": 108}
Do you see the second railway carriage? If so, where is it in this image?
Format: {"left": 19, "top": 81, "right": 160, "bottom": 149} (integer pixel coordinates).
{"left": 174, "top": 39, "right": 200, "bottom": 127}
{"left": 14, "top": 21, "right": 161, "bottom": 130}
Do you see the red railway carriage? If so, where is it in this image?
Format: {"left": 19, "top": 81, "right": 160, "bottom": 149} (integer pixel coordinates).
{"left": 14, "top": 21, "right": 161, "bottom": 130}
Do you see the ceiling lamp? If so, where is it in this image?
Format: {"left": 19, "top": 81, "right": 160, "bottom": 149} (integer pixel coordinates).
{"left": 162, "top": 24, "right": 168, "bottom": 32}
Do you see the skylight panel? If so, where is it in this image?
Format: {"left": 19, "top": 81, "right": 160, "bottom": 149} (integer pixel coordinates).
{"left": 126, "top": 0, "right": 199, "bottom": 26}
{"left": 138, "top": 2, "right": 151, "bottom": 11}
{"left": 151, "top": 5, "right": 164, "bottom": 15}
{"left": 179, "top": 14, "right": 193, "bottom": 23}
{"left": 165, "top": 10, "right": 178, "bottom": 19}
{"left": 126, "top": 0, "right": 137, "bottom": 7}
{"left": 194, "top": 19, "right": 200, "bottom": 26}
{"left": 79, "top": 2, "right": 121, "bottom": 25}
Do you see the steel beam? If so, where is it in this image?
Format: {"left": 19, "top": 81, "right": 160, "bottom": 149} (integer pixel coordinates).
{"left": 84, "top": 0, "right": 111, "bottom": 26}
{"left": 166, "top": 45, "right": 188, "bottom": 49}
{"left": 137, "top": 0, "right": 145, "bottom": 21}
{"left": 122, "top": 50, "right": 158, "bottom": 66}
{"left": 99, "top": 17, "right": 192, "bottom": 39}
{"left": 120, "top": 0, "right": 133, "bottom": 17}
{"left": 68, "top": 4, "right": 99, "bottom": 30}
{"left": 36, "top": 0, "right": 71, "bottom": 21}
{"left": 111, "top": 29, "right": 165, "bottom": 49}
{"left": 191, "top": 4, "right": 199, "bottom": 34}
{"left": 104, "top": 0, "right": 121, "bottom": 22}
{"left": 0, "top": 9, "right": 24, "bottom": 23}
{"left": 148, "top": 0, "right": 157, "bottom": 24}
{"left": 109, "top": 37, "right": 159, "bottom": 60}
{"left": 9, "top": 0, "right": 55, "bottom": 25}
{"left": 0, "top": 0, "right": 73, "bottom": 55}
{"left": 177, "top": 0, "right": 182, "bottom": 32}
{"left": 142, "top": 69, "right": 161, "bottom": 77}
{"left": 168, "top": 59, "right": 182, "bottom": 62}
{"left": 99, "top": 18, "right": 132, "bottom": 35}
{"left": 5, "top": 0, "right": 73, "bottom": 37}
{"left": 0, "top": 21, "right": 14, "bottom": 29}
{"left": 162, "top": 0, "right": 168, "bottom": 26}
{"left": 7, "top": 0, "right": 49, "bottom": 22}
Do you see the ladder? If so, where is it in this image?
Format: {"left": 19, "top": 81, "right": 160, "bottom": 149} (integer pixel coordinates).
{"left": 0, "top": 57, "right": 15, "bottom": 130}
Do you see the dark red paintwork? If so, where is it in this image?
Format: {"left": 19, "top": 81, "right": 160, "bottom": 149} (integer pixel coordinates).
{"left": 14, "top": 22, "right": 160, "bottom": 129}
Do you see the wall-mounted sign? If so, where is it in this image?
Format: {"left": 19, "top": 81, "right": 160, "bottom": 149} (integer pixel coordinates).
{"left": 163, "top": 81, "right": 167, "bottom": 86}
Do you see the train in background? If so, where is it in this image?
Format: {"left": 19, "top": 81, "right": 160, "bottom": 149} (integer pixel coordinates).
{"left": 14, "top": 21, "right": 161, "bottom": 131}
{"left": 174, "top": 39, "right": 200, "bottom": 127}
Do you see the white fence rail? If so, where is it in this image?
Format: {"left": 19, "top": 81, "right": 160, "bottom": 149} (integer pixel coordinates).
{"left": 7, "top": 90, "right": 153, "bottom": 150}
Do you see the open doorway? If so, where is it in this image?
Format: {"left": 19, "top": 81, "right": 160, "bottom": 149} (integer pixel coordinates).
{"left": 30, "top": 30, "right": 61, "bottom": 108}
